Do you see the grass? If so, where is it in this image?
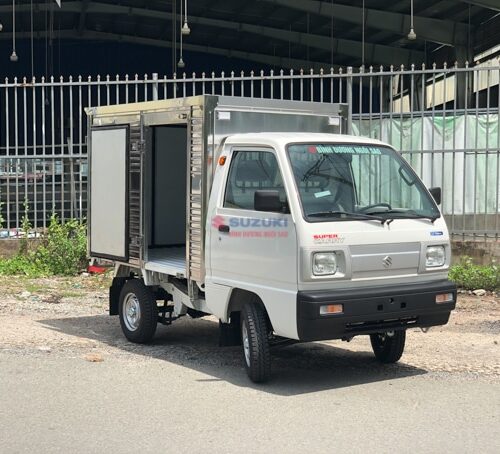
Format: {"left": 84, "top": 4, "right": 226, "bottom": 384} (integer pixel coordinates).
{"left": 59, "top": 290, "right": 85, "bottom": 298}
{"left": 24, "top": 282, "right": 49, "bottom": 294}
{"left": 449, "top": 257, "right": 499, "bottom": 292}
{"left": 0, "top": 273, "right": 112, "bottom": 298}
{"left": 0, "top": 215, "right": 88, "bottom": 278}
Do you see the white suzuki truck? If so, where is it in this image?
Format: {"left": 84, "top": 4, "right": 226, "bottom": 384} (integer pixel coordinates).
{"left": 86, "top": 95, "right": 456, "bottom": 383}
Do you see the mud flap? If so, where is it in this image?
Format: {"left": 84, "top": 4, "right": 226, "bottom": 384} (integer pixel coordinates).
{"left": 109, "top": 277, "right": 127, "bottom": 316}
{"left": 219, "top": 314, "right": 241, "bottom": 347}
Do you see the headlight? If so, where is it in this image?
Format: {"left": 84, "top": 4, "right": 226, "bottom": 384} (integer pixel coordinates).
{"left": 426, "top": 246, "right": 445, "bottom": 267}
{"left": 313, "top": 252, "right": 337, "bottom": 276}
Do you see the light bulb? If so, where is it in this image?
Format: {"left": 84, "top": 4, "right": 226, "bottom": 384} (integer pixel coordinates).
{"left": 182, "top": 22, "right": 190, "bottom": 36}
{"left": 407, "top": 28, "right": 416, "bottom": 40}
{"left": 10, "top": 51, "right": 18, "bottom": 62}
{"left": 178, "top": 57, "right": 185, "bottom": 68}
{"left": 0, "top": 23, "right": 3, "bottom": 32}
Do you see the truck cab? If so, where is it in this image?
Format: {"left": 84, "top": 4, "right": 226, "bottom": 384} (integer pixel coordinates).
{"left": 206, "top": 133, "right": 455, "bottom": 349}
{"left": 87, "top": 97, "right": 456, "bottom": 383}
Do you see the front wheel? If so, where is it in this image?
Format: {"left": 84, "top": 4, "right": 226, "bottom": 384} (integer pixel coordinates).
{"left": 370, "top": 330, "right": 406, "bottom": 363}
{"left": 119, "top": 279, "right": 158, "bottom": 343}
{"left": 241, "top": 302, "right": 271, "bottom": 383}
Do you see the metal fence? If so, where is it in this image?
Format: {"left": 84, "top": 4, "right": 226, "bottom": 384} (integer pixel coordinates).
{"left": 1, "top": 63, "right": 499, "bottom": 239}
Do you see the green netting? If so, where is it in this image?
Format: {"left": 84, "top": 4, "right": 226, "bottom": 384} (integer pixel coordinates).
{"left": 353, "top": 114, "right": 500, "bottom": 216}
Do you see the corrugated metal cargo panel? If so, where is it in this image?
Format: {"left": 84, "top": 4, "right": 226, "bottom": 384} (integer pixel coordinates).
{"left": 187, "top": 105, "right": 205, "bottom": 283}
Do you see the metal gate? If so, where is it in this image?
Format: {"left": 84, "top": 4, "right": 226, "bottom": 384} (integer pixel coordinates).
{"left": 1, "top": 63, "right": 499, "bottom": 238}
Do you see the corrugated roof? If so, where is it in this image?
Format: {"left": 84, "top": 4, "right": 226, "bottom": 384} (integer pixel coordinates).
{"left": 0, "top": 0, "right": 498, "bottom": 69}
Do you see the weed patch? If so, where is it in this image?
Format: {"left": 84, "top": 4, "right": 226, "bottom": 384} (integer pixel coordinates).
{"left": 0, "top": 215, "right": 87, "bottom": 277}
{"left": 449, "top": 257, "right": 499, "bottom": 291}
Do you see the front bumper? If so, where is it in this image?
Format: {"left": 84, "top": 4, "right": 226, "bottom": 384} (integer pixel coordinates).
{"left": 297, "top": 279, "right": 456, "bottom": 341}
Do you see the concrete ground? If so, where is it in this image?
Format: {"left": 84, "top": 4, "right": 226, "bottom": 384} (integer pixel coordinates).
{"left": 0, "top": 275, "right": 498, "bottom": 453}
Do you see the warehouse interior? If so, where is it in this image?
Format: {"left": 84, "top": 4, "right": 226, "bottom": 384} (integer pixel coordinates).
{"left": 0, "top": 0, "right": 499, "bottom": 78}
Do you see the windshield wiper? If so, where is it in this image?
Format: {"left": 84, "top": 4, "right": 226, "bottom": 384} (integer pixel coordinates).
{"left": 397, "top": 212, "right": 440, "bottom": 223}
{"left": 307, "top": 210, "right": 387, "bottom": 225}
{"left": 362, "top": 208, "right": 440, "bottom": 223}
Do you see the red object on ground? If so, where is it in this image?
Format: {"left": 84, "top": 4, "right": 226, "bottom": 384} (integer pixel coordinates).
{"left": 87, "top": 265, "right": 107, "bottom": 274}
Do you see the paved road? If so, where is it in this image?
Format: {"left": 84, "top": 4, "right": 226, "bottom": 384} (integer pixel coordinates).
{"left": 1, "top": 345, "right": 499, "bottom": 453}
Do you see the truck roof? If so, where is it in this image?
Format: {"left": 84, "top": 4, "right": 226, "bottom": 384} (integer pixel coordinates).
{"left": 223, "top": 133, "right": 389, "bottom": 149}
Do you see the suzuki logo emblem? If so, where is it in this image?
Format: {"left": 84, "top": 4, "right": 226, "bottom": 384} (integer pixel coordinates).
{"left": 382, "top": 256, "right": 393, "bottom": 268}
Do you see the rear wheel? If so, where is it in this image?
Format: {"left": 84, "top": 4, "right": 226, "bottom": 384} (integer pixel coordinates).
{"left": 370, "top": 330, "right": 406, "bottom": 363}
{"left": 119, "top": 279, "right": 158, "bottom": 343}
{"left": 241, "top": 302, "right": 271, "bottom": 383}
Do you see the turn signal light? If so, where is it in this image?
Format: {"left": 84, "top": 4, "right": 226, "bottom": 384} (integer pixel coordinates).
{"left": 219, "top": 156, "right": 227, "bottom": 166}
{"left": 435, "top": 293, "right": 454, "bottom": 304}
{"left": 320, "top": 304, "right": 343, "bottom": 315}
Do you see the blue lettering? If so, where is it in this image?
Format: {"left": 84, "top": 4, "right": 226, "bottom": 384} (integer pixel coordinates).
{"left": 271, "top": 218, "right": 288, "bottom": 228}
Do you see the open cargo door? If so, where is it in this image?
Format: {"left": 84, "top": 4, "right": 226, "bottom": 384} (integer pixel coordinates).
{"left": 89, "top": 126, "right": 129, "bottom": 261}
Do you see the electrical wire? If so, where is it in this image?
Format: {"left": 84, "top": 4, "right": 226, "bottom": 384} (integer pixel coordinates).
{"left": 362, "top": 0, "right": 365, "bottom": 66}
{"left": 31, "top": 0, "right": 34, "bottom": 77}
{"left": 330, "top": 0, "right": 334, "bottom": 67}
{"left": 45, "top": 0, "right": 48, "bottom": 79}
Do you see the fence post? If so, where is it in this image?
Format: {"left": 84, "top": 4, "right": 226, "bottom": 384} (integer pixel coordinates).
{"left": 152, "top": 73, "right": 159, "bottom": 101}
{"left": 346, "top": 66, "right": 353, "bottom": 134}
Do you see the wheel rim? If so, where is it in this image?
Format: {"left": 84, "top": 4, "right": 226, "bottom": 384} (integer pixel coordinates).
{"left": 242, "top": 322, "right": 250, "bottom": 367}
{"left": 123, "top": 293, "right": 141, "bottom": 332}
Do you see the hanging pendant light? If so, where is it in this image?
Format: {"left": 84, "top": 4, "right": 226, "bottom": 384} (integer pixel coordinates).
{"left": 10, "top": 0, "right": 18, "bottom": 61}
{"left": 181, "top": 22, "right": 190, "bottom": 35}
{"left": 182, "top": 0, "right": 190, "bottom": 35}
{"left": 178, "top": 0, "right": 186, "bottom": 67}
{"left": 408, "top": 0, "right": 416, "bottom": 40}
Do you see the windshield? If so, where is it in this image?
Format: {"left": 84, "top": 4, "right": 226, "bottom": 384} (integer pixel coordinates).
{"left": 287, "top": 143, "right": 440, "bottom": 222}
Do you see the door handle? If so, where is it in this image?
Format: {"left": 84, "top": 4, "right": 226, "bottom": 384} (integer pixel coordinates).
{"left": 218, "top": 225, "right": 230, "bottom": 233}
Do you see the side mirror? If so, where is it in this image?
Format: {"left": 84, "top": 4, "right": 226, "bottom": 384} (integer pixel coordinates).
{"left": 254, "top": 190, "right": 282, "bottom": 212}
{"left": 429, "top": 187, "right": 442, "bottom": 205}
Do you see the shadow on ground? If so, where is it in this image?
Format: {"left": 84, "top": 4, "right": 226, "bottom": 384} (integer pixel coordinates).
{"left": 40, "top": 314, "right": 427, "bottom": 396}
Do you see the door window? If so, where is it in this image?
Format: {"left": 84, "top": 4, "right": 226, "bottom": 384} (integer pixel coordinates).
{"left": 224, "top": 150, "right": 286, "bottom": 210}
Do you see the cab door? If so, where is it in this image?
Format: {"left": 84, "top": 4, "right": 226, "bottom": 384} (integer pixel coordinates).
{"left": 208, "top": 147, "right": 298, "bottom": 337}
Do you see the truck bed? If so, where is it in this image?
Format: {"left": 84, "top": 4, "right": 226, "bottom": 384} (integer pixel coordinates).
{"left": 144, "top": 246, "right": 186, "bottom": 277}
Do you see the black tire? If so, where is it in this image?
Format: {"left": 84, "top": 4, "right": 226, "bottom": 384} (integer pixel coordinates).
{"left": 241, "top": 302, "right": 271, "bottom": 383}
{"left": 118, "top": 279, "right": 158, "bottom": 343}
{"left": 370, "top": 330, "right": 406, "bottom": 363}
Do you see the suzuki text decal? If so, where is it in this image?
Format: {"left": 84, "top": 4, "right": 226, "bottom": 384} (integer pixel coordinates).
{"left": 212, "top": 215, "right": 289, "bottom": 238}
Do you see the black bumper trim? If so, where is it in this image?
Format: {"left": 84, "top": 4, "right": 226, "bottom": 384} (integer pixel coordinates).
{"left": 297, "top": 280, "right": 456, "bottom": 341}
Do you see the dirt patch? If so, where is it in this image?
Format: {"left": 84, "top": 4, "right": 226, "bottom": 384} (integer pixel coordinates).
{"left": 0, "top": 275, "right": 498, "bottom": 378}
